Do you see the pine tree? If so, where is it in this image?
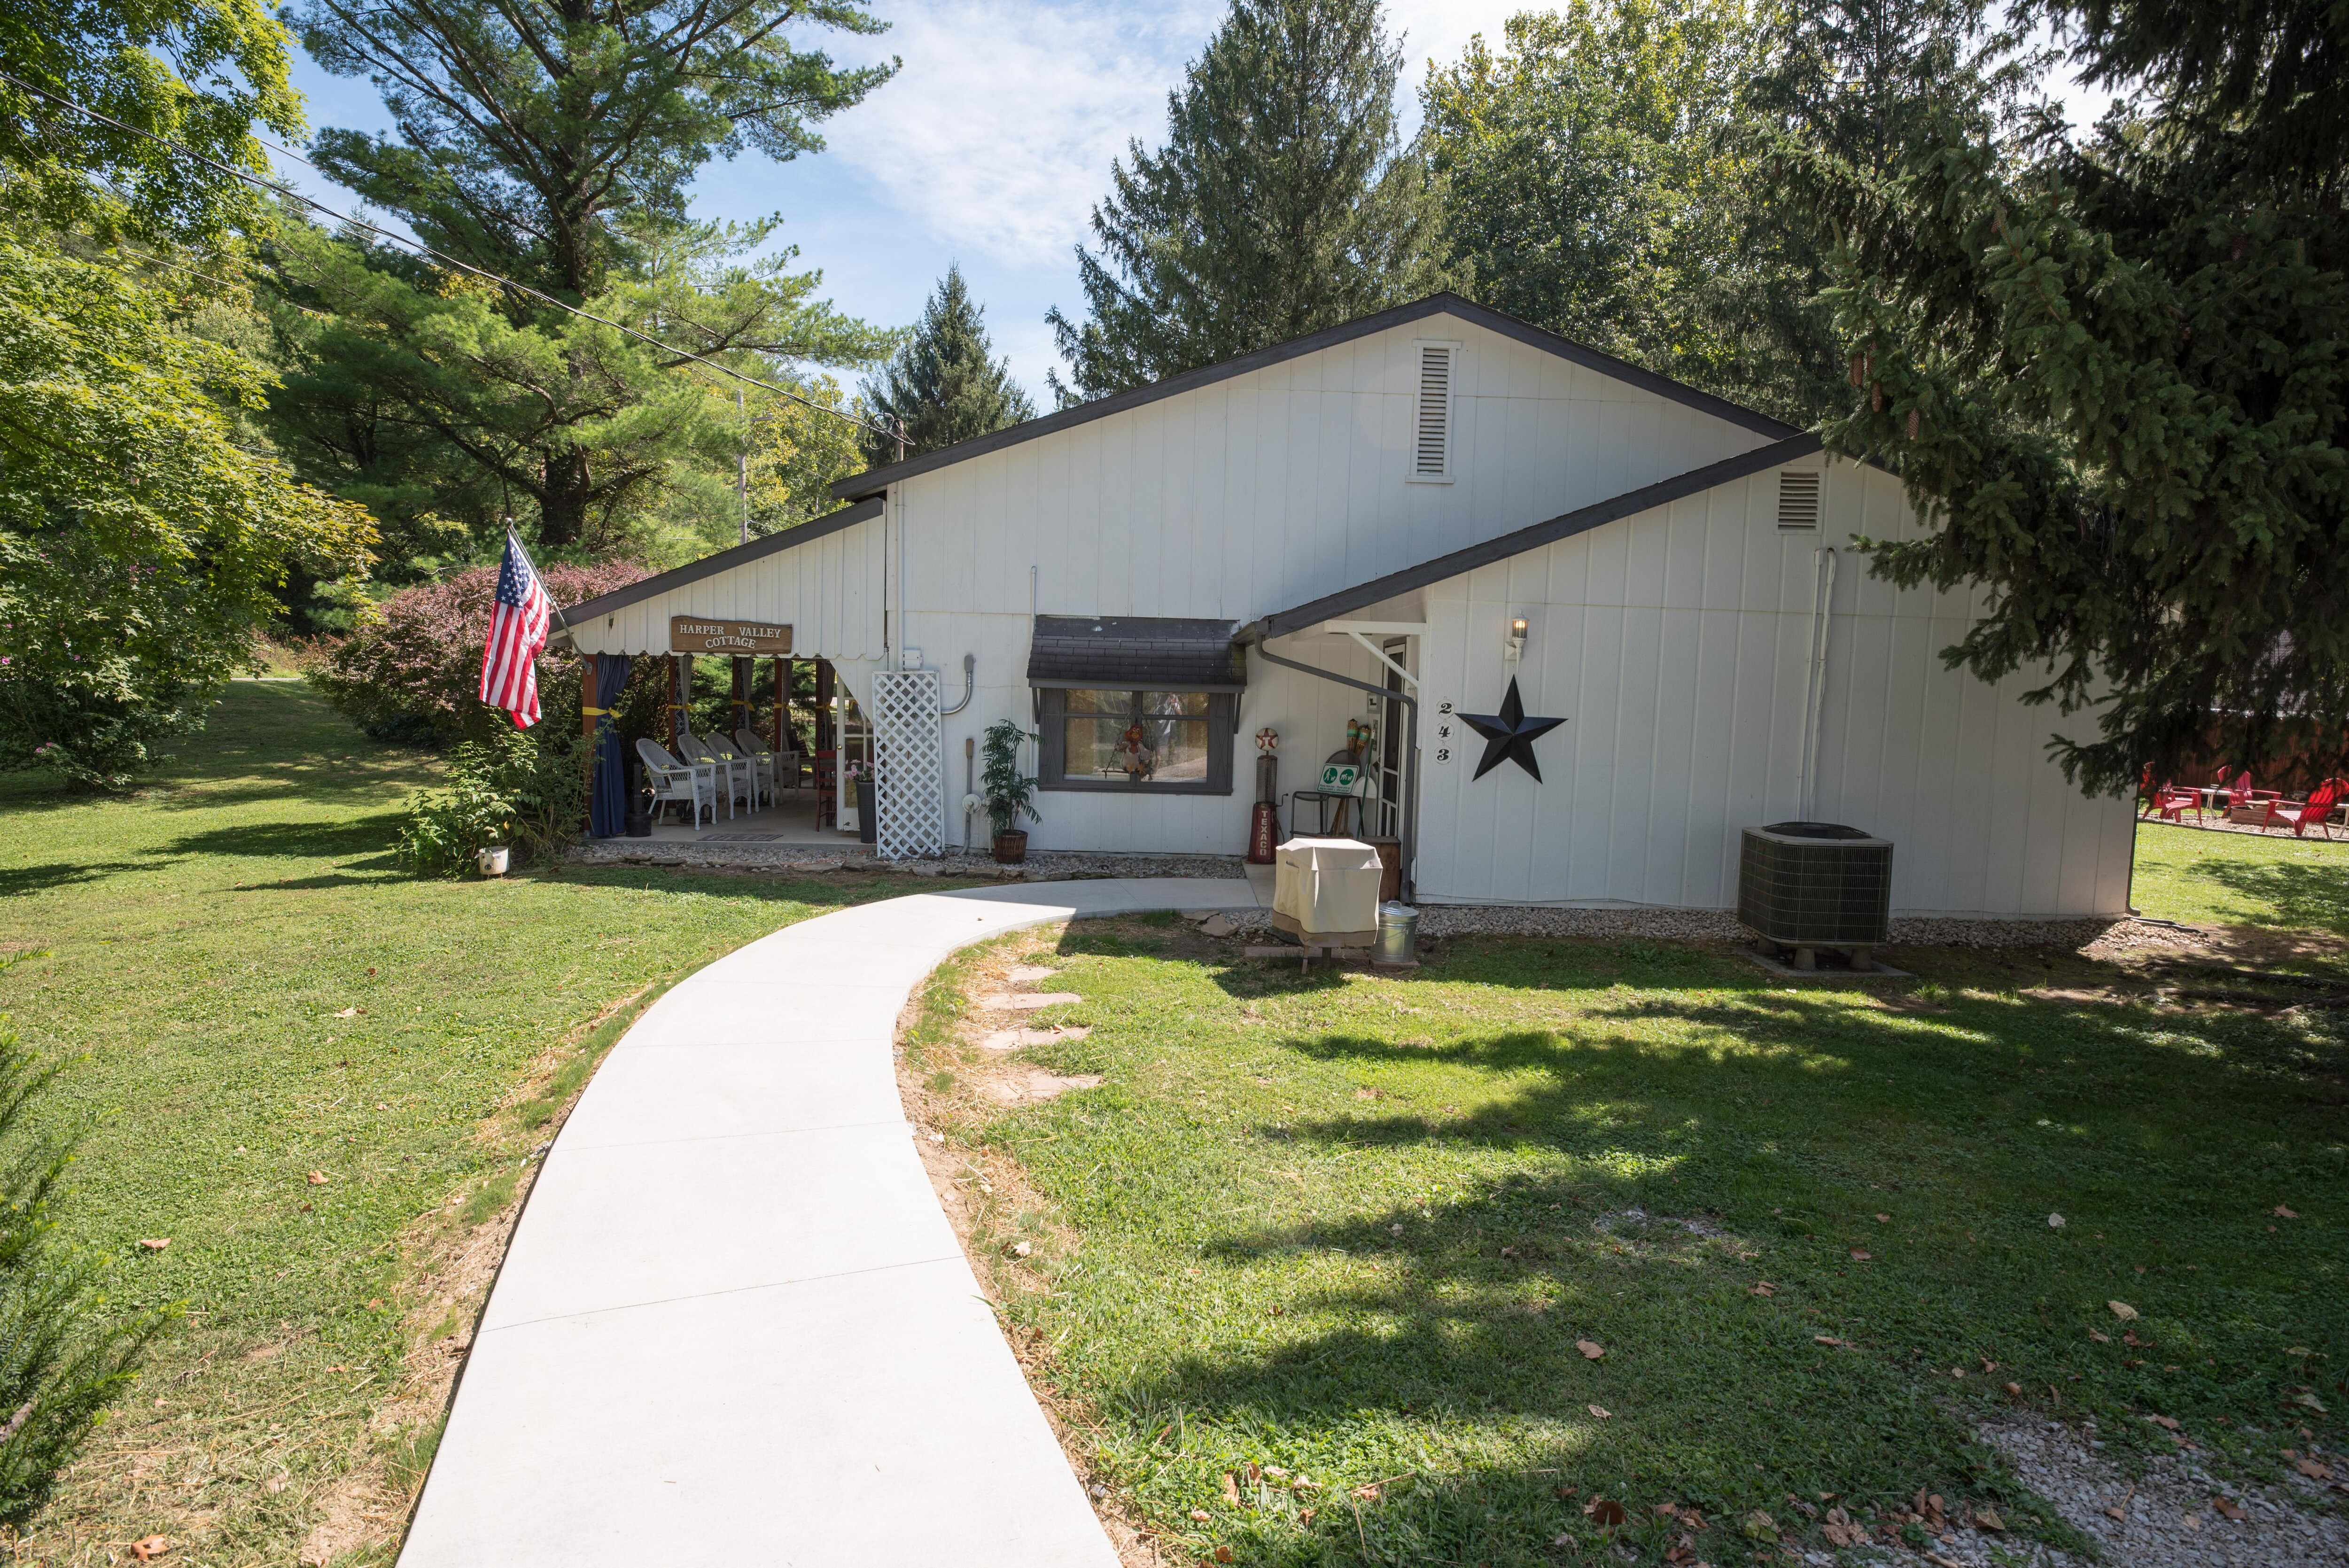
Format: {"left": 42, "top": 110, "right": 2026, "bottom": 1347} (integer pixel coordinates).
{"left": 861, "top": 267, "right": 1035, "bottom": 464}
{"left": 1046, "top": 0, "right": 1449, "bottom": 404}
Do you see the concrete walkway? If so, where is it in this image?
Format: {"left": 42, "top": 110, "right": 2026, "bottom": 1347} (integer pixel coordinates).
{"left": 400, "top": 876, "right": 1267, "bottom": 1567}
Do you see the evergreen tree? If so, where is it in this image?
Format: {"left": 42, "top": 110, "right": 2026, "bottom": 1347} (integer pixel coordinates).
{"left": 1046, "top": 0, "right": 1449, "bottom": 404}
{"left": 861, "top": 266, "right": 1034, "bottom": 464}
{"left": 1770, "top": 0, "right": 2349, "bottom": 792}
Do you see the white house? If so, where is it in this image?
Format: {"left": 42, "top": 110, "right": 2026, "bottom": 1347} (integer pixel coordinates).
{"left": 557, "top": 294, "right": 2134, "bottom": 917}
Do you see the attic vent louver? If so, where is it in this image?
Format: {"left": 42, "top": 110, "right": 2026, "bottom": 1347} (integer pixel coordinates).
{"left": 1776, "top": 469, "right": 1821, "bottom": 529}
{"left": 1412, "top": 343, "right": 1454, "bottom": 480}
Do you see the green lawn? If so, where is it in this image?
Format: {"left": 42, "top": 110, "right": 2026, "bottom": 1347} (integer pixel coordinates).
{"left": 0, "top": 683, "right": 948, "bottom": 1565}
{"left": 2132, "top": 817, "right": 2349, "bottom": 945}
{"left": 920, "top": 882, "right": 2348, "bottom": 1563}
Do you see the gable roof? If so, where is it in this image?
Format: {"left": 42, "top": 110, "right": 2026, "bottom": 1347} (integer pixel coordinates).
{"left": 830, "top": 293, "right": 1800, "bottom": 503}
{"left": 1252, "top": 434, "right": 1824, "bottom": 639}
{"left": 552, "top": 495, "right": 884, "bottom": 632}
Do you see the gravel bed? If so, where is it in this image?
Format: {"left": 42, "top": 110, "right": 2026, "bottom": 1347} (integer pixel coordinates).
{"left": 568, "top": 840, "right": 1250, "bottom": 882}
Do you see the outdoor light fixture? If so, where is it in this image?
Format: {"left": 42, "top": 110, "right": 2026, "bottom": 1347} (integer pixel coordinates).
{"left": 1505, "top": 617, "right": 1528, "bottom": 662}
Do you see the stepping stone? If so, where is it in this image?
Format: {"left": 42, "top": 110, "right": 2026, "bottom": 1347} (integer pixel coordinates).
{"left": 1004, "top": 964, "right": 1059, "bottom": 984}
{"left": 981, "top": 1068, "right": 1103, "bottom": 1105}
{"left": 1198, "top": 914, "right": 1238, "bottom": 938}
{"left": 983, "top": 991, "right": 1082, "bottom": 1011}
{"left": 977, "top": 1026, "right": 1092, "bottom": 1052}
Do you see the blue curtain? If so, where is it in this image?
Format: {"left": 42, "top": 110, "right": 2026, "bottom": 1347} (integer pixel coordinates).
{"left": 588, "top": 654, "right": 633, "bottom": 838}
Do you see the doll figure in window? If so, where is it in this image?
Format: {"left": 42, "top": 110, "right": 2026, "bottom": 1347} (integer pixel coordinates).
{"left": 1119, "top": 722, "right": 1158, "bottom": 782}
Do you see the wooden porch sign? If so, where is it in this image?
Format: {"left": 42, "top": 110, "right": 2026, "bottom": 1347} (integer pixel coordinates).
{"left": 669, "top": 617, "right": 792, "bottom": 654}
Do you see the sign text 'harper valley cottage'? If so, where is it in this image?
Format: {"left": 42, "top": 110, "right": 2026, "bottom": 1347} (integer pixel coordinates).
{"left": 669, "top": 617, "right": 793, "bottom": 654}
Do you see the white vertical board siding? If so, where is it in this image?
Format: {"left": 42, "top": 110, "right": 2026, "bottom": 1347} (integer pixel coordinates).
{"left": 572, "top": 515, "right": 885, "bottom": 660}
{"left": 1413, "top": 462, "right": 2133, "bottom": 916}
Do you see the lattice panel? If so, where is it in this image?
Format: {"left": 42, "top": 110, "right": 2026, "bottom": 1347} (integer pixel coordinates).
{"left": 869, "top": 668, "right": 944, "bottom": 861}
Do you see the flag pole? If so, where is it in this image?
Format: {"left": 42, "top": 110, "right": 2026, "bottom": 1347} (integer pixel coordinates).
{"left": 506, "top": 517, "right": 572, "bottom": 633}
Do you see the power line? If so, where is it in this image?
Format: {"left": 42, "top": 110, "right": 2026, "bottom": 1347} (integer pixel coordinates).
{"left": 0, "top": 68, "right": 899, "bottom": 445}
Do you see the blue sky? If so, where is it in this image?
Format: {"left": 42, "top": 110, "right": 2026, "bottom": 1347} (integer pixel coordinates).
{"left": 272, "top": 0, "right": 2114, "bottom": 407}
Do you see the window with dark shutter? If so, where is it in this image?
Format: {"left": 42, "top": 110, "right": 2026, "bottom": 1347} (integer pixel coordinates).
{"left": 1411, "top": 343, "right": 1454, "bottom": 481}
{"left": 1776, "top": 470, "right": 1821, "bottom": 529}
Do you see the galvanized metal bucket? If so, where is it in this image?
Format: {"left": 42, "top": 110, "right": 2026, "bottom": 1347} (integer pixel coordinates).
{"left": 1374, "top": 901, "right": 1419, "bottom": 964}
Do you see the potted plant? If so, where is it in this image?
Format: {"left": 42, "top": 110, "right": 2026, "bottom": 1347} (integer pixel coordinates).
{"left": 981, "top": 719, "right": 1040, "bottom": 863}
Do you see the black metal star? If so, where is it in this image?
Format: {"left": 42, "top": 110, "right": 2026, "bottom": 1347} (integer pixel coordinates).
{"left": 1457, "top": 676, "right": 1567, "bottom": 782}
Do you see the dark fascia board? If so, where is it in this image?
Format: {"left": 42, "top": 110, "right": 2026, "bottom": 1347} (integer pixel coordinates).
{"left": 829, "top": 293, "right": 1799, "bottom": 502}
{"left": 1253, "top": 434, "right": 1825, "bottom": 639}
{"left": 553, "top": 497, "right": 885, "bottom": 630}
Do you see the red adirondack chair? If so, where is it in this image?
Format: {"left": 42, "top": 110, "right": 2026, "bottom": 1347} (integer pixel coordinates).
{"left": 2267, "top": 777, "right": 2342, "bottom": 838}
{"left": 2153, "top": 781, "right": 2203, "bottom": 824}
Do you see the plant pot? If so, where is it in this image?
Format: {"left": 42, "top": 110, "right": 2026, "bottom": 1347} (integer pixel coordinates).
{"left": 624, "top": 804, "right": 654, "bottom": 838}
{"left": 476, "top": 846, "right": 511, "bottom": 876}
{"left": 992, "top": 830, "right": 1028, "bottom": 864}
{"left": 855, "top": 777, "right": 877, "bottom": 844}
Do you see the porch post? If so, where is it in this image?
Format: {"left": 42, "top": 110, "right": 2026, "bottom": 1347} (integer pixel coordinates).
{"left": 773, "top": 657, "right": 788, "bottom": 753}
{"left": 581, "top": 658, "right": 598, "bottom": 831}
{"left": 669, "top": 655, "right": 690, "bottom": 747}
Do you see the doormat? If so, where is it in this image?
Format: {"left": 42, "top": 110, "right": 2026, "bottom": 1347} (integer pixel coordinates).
{"left": 696, "top": 833, "right": 783, "bottom": 843}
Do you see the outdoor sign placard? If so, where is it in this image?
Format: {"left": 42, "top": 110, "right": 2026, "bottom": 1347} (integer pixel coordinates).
{"left": 669, "top": 617, "right": 793, "bottom": 654}
{"left": 1319, "top": 761, "right": 1361, "bottom": 793}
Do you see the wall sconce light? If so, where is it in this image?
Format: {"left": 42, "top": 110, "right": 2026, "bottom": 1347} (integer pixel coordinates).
{"left": 1504, "top": 617, "right": 1528, "bottom": 662}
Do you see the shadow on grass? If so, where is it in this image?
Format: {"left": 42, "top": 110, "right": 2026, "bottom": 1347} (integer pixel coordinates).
{"left": 0, "top": 860, "right": 176, "bottom": 896}
{"left": 2195, "top": 859, "right": 2349, "bottom": 938}
{"left": 162, "top": 814, "right": 409, "bottom": 861}
{"left": 1085, "top": 964, "right": 2347, "bottom": 1562}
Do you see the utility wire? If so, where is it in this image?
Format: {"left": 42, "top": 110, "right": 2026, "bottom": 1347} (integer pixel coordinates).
{"left": 0, "top": 68, "right": 900, "bottom": 445}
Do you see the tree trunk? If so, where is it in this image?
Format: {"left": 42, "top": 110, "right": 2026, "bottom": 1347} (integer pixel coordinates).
{"left": 539, "top": 449, "right": 592, "bottom": 545}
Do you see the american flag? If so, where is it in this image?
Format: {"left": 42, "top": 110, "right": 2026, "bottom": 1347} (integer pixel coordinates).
{"left": 479, "top": 531, "right": 552, "bottom": 729}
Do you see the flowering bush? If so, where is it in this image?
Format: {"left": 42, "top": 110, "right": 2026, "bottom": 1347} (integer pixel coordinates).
{"left": 309, "top": 559, "right": 648, "bottom": 745}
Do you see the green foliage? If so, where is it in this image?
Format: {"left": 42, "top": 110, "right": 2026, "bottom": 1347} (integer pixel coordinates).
{"left": 0, "top": 0, "right": 302, "bottom": 243}
{"left": 290, "top": 0, "right": 894, "bottom": 301}
{"left": 0, "top": 242, "right": 375, "bottom": 790}
{"left": 1424, "top": 2, "right": 1777, "bottom": 403}
{"left": 981, "top": 719, "right": 1040, "bottom": 837}
{"left": 744, "top": 373, "right": 872, "bottom": 535}
{"left": 395, "top": 727, "right": 586, "bottom": 875}
{"left": 861, "top": 266, "right": 1034, "bottom": 463}
{"left": 0, "top": 965, "right": 168, "bottom": 1526}
{"left": 1769, "top": 0, "right": 2349, "bottom": 792}
{"left": 1047, "top": 0, "right": 1450, "bottom": 404}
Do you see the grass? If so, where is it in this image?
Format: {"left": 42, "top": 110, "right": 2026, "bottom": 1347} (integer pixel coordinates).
{"left": 921, "top": 860, "right": 2349, "bottom": 1565}
{"left": 2132, "top": 817, "right": 2349, "bottom": 945}
{"left": 0, "top": 682, "right": 964, "bottom": 1565}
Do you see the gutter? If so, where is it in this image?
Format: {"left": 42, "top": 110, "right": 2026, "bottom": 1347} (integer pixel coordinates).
{"left": 1238, "top": 623, "right": 1418, "bottom": 904}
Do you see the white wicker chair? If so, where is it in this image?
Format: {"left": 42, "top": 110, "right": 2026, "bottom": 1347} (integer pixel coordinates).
{"left": 732, "top": 728, "right": 778, "bottom": 806}
{"left": 679, "top": 732, "right": 750, "bottom": 818}
{"left": 635, "top": 737, "right": 716, "bottom": 830}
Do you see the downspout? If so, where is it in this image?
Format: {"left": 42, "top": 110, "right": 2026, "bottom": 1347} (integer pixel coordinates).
{"left": 1241, "top": 624, "right": 1418, "bottom": 903}
{"left": 1797, "top": 546, "right": 1838, "bottom": 821}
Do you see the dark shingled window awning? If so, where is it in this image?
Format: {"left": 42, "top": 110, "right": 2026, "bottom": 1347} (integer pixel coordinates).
{"left": 1026, "top": 616, "right": 1247, "bottom": 692}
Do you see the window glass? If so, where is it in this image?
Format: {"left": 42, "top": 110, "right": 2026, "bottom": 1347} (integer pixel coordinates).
{"left": 1060, "top": 689, "right": 1132, "bottom": 781}
{"left": 1135, "top": 691, "right": 1210, "bottom": 783}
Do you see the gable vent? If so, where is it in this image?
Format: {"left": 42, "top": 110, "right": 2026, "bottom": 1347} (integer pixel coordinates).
{"left": 1776, "top": 469, "right": 1821, "bottom": 529}
{"left": 1412, "top": 343, "right": 1454, "bottom": 480}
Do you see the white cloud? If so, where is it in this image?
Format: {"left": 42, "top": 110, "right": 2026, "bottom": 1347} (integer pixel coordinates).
{"left": 822, "top": 0, "right": 1530, "bottom": 269}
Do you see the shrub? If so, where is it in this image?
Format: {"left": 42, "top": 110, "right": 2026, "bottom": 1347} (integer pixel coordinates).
{"left": 396, "top": 727, "right": 590, "bottom": 875}
{"left": 309, "top": 558, "right": 648, "bottom": 745}
{"left": 0, "top": 967, "right": 171, "bottom": 1524}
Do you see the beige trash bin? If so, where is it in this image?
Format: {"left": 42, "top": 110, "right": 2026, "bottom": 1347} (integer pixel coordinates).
{"left": 1271, "top": 837, "right": 1385, "bottom": 947}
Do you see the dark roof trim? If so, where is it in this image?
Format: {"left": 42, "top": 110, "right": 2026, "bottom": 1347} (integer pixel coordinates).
{"left": 830, "top": 293, "right": 1799, "bottom": 501}
{"left": 555, "top": 497, "right": 885, "bottom": 628}
{"left": 1253, "top": 435, "right": 1825, "bottom": 639}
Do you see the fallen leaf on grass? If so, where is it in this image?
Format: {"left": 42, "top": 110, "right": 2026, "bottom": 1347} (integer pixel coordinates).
{"left": 2299, "top": 1457, "right": 2336, "bottom": 1481}
{"left": 1822, "top": 1507, "right": 1867, "bottom": 1547}
{"left": 137, "top": 1238, "right": 168, "bottom": 1251}
{"left": 2005, "top": 1382, "right": 2023, "bottom": 1397}
{"left": 1848, "top": 1248, "right": 1872, "bottom": 1261}
{"left": 1221, "top": 1473, "right": 1239, "bottom": 1506}
{"left": 2106, "top": 1504, "right": 2127, "bottom": 1521}
{"left": 1576, "top": 1338, "right": 1606, "bottom": 1360}
{"left": 2151, "top": 1414, "right": 2180, "bottom": 1430}
{"left": 1587, "top": 1404, "right": 1611, "bottom": 1419}
{"left": 2183, "top": 1511, "right": 2201, "bottom": 1530}
{"left": 1749, "top": 1281, "right": 1775, "bottom": 1296}
{"left": 2273, "top": 1205, "right": 2298, "bottom": 1219}
{"left": 131, "top": 1539, "right": 169, "bottom": 1562}
{"left": 2108, "top": 1300, "right": 2139, "bottom": 1320}
{"left": 1925, "top": 1555, "right": 1966, "bottom": 1568}
{"left": 1213, "top": 1548, "right": 1233, "bottom": 1563}
{"left": 1584, "top": 1498, "right": 1626, "bottom": 1528}
{"left": 306, "top": 1171, "right": 329, "bottom": 1185}
{"left": 1188, "top": 1508, "right": 1210, "bottom": 1523}
{"left": 2048, "top": 1212, "right": 2066, "bottom": 1227}
{"left": 1742, "top": 1510, "right": 1777, "bottom": 1540}
{"left": 1874, "top": 1213, "right": 1890, "bottom": 1223}
{"left": 1812, "top": 1335, "right": 1847, "bottom": 1347}
{"left": 2292, "top": 1392, "right": 2329, "bottom": 1413}
{"left": 1974, "top": 1507, "right": 2005, "bottom": 1531}
{"left": 2213, "top": 1497, "right": 2248, "bottom": 1522}
{"left": 1298, "top": 1508, "right": 1314, "bottom": 1523}
{"left": 333, "top": 1007, "right": 358, "bottom": 1019}
{"left": 2089, "top": 1329, "right": 2110, "bottom": 1343}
